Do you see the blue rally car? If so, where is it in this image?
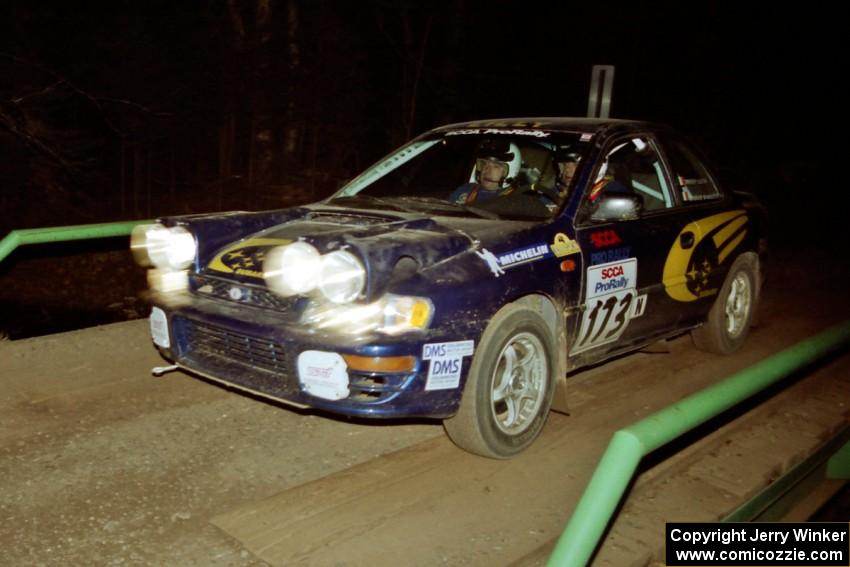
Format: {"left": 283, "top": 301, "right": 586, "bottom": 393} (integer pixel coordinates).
{"left": 132, "top": 118, "right": 767, "bottom": 458}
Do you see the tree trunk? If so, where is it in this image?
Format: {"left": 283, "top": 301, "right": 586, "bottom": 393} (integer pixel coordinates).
{"left": 283, "top": 0, "right": 300, "bottom": 161}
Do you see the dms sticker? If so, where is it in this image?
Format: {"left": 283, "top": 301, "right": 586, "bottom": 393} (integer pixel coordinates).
{"left": 662, "top": 210, "right": 748, "bottom": 302}
{"left": 573, "top": 258, "right": 646, "bottom": 354}
{"left": 207, "top": 238, "right": 292, "bottom": 278}
{"left": 423, "top": 340, "right": 474, "bottom": 390}
{"left": 477, "top": 243, "right": 552, "bottom": 277}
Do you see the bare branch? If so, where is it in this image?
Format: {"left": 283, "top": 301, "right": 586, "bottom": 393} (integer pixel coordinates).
{"left": 1, "top": 52, "right": 170, "bottom": 138}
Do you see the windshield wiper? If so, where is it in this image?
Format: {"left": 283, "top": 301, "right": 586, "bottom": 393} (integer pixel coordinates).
{"left": 328, "top": 194, "right": 395, "bottom": 207}
{"left": 395, "top": 196, "right": 501, "bottom": 220}
{"left": 327, "top": 194, "right": 422, "bottom": 213}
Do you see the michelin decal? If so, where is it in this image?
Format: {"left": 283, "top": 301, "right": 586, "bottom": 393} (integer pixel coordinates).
{"left": 477, "top": 243, "right": 552, "bottom": 277}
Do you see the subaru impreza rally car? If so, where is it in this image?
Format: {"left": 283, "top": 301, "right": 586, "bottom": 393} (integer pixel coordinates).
{"left": 132, "top": 118, "right": 767, "bottom": 458}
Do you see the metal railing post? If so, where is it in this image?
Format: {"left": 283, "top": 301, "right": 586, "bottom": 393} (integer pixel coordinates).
{"left": 0, "top": 220, "right": 151, "bottom": 265}
{"left": 547, "top": 320, "right": 850, "bottom": 567}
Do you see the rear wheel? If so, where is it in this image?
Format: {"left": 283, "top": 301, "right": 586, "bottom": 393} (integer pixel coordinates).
{"left": 443, "top": 304, "right": 556, "bottom": 459}
{"left": 691, "top": 254, "right": 758, "bottom": 354}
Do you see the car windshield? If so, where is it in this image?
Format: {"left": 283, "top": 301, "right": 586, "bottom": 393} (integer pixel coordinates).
{"left": 330, "top": 130, "right": 592, "bottom": 220}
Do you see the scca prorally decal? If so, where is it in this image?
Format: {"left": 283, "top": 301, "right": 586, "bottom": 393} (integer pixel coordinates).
{"left": 590, "top": 230, "right": 621, "bottom": 249}
{"left": 550, "top": 233, "right": 581, "bottom": 258}
{"left": 477, "top": 243, "right": 552, "bottom": 277}
{"left": 663, "top": 210, "right": 748, "bottom": 302}
{"left": 573, "top": 257, "right": 646, "bottom": 354}
{"left": 208, "top": 238, "right": 292, "bottom": 278}
{"left": 586, "top": 258, "right": 637, "bottom": 300}
{"left": 445, "top": 128, "right": 549, "bottom": 138}
{"left": 590, "top": 246, "right": 631, "bottom": 265}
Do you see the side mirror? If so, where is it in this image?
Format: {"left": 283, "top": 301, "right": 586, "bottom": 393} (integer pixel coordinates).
{"left": 590, "top": 193, "right": 642, "bottom": 222}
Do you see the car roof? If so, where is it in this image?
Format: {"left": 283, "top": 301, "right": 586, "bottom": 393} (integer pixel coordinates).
{"left": 432, "top": 117, "right": 664, "bottom": 136}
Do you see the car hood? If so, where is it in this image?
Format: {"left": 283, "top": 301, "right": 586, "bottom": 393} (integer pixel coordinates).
{"left": 196, "top": 205, "right": 527, "bottom": 301}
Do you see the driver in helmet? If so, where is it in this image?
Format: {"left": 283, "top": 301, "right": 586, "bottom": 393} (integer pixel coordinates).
{"left": 449, "top": 139, "right": 520, "bottom": 205}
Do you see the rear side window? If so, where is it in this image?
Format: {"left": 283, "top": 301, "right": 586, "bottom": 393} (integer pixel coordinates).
{"left": 662, "top": 138, "right": 722, "bottom": 202}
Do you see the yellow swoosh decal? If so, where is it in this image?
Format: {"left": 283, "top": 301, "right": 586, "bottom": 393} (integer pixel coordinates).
{"left": 663, "top": 210, "right": 747, "bottom": 302}
{"left": 208, "top": 238, "right": 292, "bottom": 278}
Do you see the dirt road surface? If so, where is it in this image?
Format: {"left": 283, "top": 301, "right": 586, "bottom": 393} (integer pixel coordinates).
{"left": 2, "top": 245, "right": 849, "bottom": 566}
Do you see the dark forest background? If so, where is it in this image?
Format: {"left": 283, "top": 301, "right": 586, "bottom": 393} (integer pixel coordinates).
{"left": 2, "top": 1, "right": 842, "bottom": 232}
{"left": 0, "top": 1, "right": 844, "bottom": 337}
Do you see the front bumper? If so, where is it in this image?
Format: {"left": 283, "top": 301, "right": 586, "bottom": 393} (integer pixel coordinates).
{"left": 150, "top": 292, "right": 473, "bottom": 419}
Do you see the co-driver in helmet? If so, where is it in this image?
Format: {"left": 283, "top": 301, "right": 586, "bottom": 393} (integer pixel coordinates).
{"left": 449, "top": 139, "right": 520, "bottom": 205}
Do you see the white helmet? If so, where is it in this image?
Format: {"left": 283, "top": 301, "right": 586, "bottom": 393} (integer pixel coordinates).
{"left": 475, "top": 140, "right": 521, "bottom": 188}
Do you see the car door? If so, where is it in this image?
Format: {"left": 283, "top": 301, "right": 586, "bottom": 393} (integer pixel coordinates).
{"left": 569, "top": 134, "right": 694, "bottom": 362}
{"left": 654, "top": 132, "right": 746, "bottom": 328}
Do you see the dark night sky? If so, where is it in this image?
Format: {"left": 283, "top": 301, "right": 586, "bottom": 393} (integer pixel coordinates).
{"left": 0, "top": 1, "right": 844, "bottom": 233}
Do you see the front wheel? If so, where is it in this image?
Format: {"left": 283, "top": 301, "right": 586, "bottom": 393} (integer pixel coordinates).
{"left": 443, "top": 304, "right": 556, "bottom": 459}
{"left": 691, "top": 254, "right": 758, "bottom": 354}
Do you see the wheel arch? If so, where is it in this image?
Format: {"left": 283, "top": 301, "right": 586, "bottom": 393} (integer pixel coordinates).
{"left": 511, "top": 293, "right": 569, "bottom": 414}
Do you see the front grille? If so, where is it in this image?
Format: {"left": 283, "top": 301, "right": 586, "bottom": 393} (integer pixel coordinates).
{"left": 175, "top": 317, "right": 412, "bottom": 406}
{"left": 192, "top": 274, "right": 296, "bottom": 313}
{"left": 179, "top": 318, "right": 288, "bottom": 374}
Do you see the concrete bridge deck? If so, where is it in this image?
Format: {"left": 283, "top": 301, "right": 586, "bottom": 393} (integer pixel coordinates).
{"left": 1, "top": 250, "right": 848, "bottom": 566}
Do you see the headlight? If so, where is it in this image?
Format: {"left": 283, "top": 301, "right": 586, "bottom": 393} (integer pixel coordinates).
{"left": 318, "top": 250, "right": 366, "bottom": 304}
{"left": 131, "top": 223, "right": 197, "bottom": 270}
{"left": 263, "top": 242, "right": 321, "bottom": 296}
{"left": 302, "top": 294, "right": 433, "bottom": 335}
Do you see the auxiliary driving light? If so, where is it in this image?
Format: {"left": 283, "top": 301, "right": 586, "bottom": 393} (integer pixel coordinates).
{"left": 318, "top": 250, "right": 366, "bottom": 304}
{"left": 131, "top": 223, "right": 197, "bottom": 270}
{"left": 263, "top": 242, "right": 322, "bottom": 296}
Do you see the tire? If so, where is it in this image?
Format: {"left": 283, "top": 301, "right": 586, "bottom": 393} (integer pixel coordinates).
{"left": 443, "top": 304, "right": 556, "bottom": 459}
{"left": 691, "top": 254, "right": 758, "bottom": 354}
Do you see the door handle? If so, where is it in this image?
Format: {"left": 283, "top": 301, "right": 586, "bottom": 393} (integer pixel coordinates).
{"left": 680, "top": 231, "right": 695, "bottom": 249}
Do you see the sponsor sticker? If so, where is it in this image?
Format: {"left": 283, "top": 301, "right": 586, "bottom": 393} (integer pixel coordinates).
{"left": 297, "top": 351, "right": 350, "bottom": 401}
{"left": 590, "top": 246, "right": 632, "bottom": 265}
{"left": 150, "top": 307, "right": 170, "bottom": 348}
{"left": 589, "top": 230, "right": 622, "bottom": 249}
{"left": 573, "top": 258, "right": 647, "bottom": 354}
{"left": 445, "top": 128, "right": 549, "bottom": 138}
{"left": 477, "top": 243, "right": 552, "bottom": 277}
{"left": 550, "top": 233, "right": 581, "bottom": 258}
{"left": 586, "top": 258, "right": 637, "bottom": 300}
{"left": 423, "top": 340, "right": 474, "bottom": 391}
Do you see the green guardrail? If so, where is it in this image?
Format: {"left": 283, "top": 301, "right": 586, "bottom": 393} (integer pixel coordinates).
{"left": 547, "top": 319, "right": 850, "bottom": 567}
{"left": 0, "top": 220, "right": 151, "bottom": 265}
